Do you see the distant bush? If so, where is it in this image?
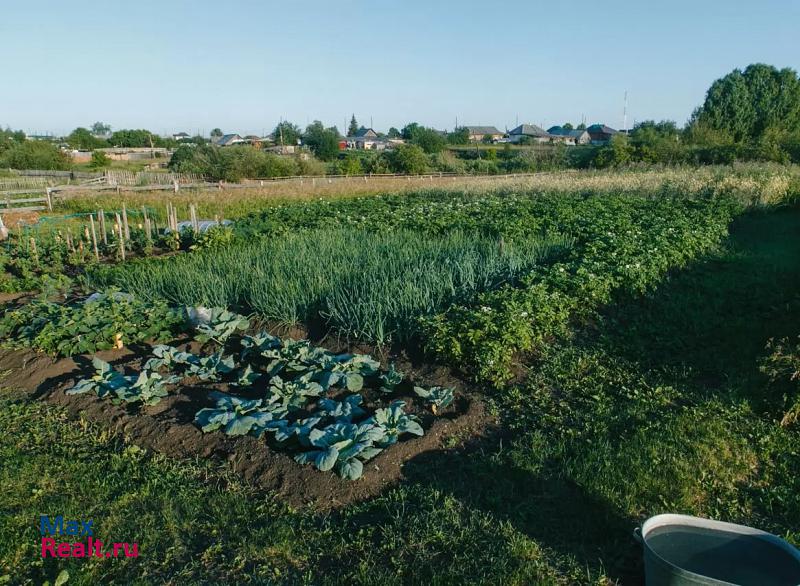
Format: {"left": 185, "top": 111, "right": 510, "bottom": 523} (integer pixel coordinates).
{"left": 0, "top": 141, "right": 71, "bottom": 170}
{"left": 386, "top": 144, "right": 429, "bottom": 174}
{"left": 169, "top": 144, "right": 322, "bottom": 181}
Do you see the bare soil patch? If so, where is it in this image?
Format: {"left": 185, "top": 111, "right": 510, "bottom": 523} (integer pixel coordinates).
{"left": 0, "top": 341, "right": 494, "bottom": 510}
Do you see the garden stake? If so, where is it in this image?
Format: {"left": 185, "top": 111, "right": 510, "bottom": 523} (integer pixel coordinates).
{"left": 89, "top": 215, "right": 100, "bottom": 261}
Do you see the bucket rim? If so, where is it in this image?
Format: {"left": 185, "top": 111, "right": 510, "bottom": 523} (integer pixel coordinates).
{"left": 640, "top": 514, "right": 800, "bottom": 584}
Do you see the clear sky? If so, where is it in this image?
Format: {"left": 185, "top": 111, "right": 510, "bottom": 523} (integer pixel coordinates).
{"left": 2, "top": 0, "right": 798, "bottom": 137}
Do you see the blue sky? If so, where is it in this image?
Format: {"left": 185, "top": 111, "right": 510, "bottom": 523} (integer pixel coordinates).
{"left": 2, "top": 0, "right": 798, "bottom": 136}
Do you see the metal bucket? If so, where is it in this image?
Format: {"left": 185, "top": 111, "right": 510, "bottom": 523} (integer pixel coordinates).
{"left": 638, "top": 514, "right": 800, "bottom": 586}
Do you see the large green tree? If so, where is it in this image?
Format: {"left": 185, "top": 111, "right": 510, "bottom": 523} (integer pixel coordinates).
{"left": 110, "top": 129, "right": 163, "bottom": 148}
{"left": 692, "top": 64, "right": 800, "bottom": 143}
{"left": 348, "top": 115, "right": 360, "bottom": 137}
{"left": 401, "top": 123, "right": 446, "bottom": 153}
{"left": 67, "top": 127, "right": 108, "bottom": 150}
{"left": 273, "top": 121, "right": 302, "bottom": 146}
{"left": 303, "top": 121, "right": 340, "bottom": 160}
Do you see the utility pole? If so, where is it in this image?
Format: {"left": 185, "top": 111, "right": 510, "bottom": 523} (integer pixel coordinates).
{"left": 623, "top": 90, "right": 628, "bottom": 132}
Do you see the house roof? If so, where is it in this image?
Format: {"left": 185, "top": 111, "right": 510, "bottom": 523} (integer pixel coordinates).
{"left": 587, "top": 124, "right": 617, "bottom": 135}
{"left": 173, "top": 132, "right": 190, "bottom": 138}
{"left": 547, "top": 127, "right": 589, "bottom": 138}
{"left": 464, "top": 125, "right": 503, "bottom": 136}
{"left": 216, "top": 133, "right": 244, "bottom": 146}
{"left": 509, "top": 124, "right": 549, "bottom": 137}
{"left": 352, "top": 127, "right": 378, "bottom": 138}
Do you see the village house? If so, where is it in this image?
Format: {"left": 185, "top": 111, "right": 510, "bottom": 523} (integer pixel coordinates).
{"left": 464, "top": 126, "right": 504, "bottom": 142}
{"left": 172, "top": 132, "right": 191, "bottom": 142}
{"left": 214, "top": 133, "right": 246, "bottom": 147}
{"left": 586, "top": 124, "right": 618, "bottom": 145}
{"left": 346, "top": 128, "right": 390, "bottom": 150}
{"left": 507, "top": 124, "right": 551, "bottom": 144}
{"left": 547, "top": 126, "right": 591, "bottom": 145}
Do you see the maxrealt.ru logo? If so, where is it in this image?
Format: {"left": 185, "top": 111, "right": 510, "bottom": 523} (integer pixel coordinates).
{"left": 40, "top": 515, "right": 138, "bottom": 558}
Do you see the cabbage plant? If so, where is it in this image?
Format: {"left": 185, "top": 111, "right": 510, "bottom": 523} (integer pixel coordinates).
{"left": 192, "top": 307, "right": 250, "bottom": 344}
{"left": 413, "top": 386, "right": 455, "bottom": 414}
{"left": 195, "top": 392, "right": 286, "bottom": 437}
{"left": 67, "top": 357, "right": 130, "bottom": 399}
{"left": 115, "top": 371, "right": 178, "bottom": 406}
{"left": 295, "top": 422, "right": 386, "bottom": 480}
{"left": 313, "top": 353, "right": 381, "bottom": 391}
{"left": 378, "top": 364, "right": 405, "bottom": 393}
{"left": 315, "top": 394, "right": 366, "bottom": 422}
{"left": 368, "top": 400, "right": 423, "bottom": 446}
{"left": 267, "top": 374, "right": 324, "bottom": 410}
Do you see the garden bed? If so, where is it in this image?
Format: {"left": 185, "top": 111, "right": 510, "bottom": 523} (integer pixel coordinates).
{"left": 0, "top": 336, "right": 492, "bottom": 509}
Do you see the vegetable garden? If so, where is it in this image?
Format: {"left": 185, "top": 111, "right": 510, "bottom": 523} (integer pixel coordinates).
{"left": 1, "top": 165, "right": 799, "bottom": 584}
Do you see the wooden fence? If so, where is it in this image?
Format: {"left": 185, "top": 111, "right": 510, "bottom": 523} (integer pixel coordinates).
{"left": 0, "top": 171, "right": 550, "bottom": 213}
{"left": 1, "top": 189, "right": 53, "bottom": 213}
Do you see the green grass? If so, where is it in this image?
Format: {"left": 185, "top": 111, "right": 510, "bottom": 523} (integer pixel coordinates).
{"left": 88, "top": 229, "right": 570, "bottom": 345}
{"left": 2, "top": 206, "right": 799, "bottom": 585}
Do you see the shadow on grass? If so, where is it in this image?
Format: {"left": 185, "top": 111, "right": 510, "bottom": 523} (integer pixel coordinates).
{"left": 401, "top": 434, "right": 643, "bottom": 584}
{"left": 395, "top": 207, "right": 800, "bottom": 584}
{"left": 602, "top": 206, "right": 800, "bottom": 405}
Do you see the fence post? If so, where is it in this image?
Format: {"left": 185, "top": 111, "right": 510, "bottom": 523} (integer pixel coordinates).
{"left": 98, "top": 209, "right": 107, "bottom": 245}
{"left": 122, "top": 203, "right": 130, "bottom": 240}
{"left": 45, "top": 187, "right": 53, "bottom": 211}
{"left": 89, "top": 215, "right": 100, "bottom": 261}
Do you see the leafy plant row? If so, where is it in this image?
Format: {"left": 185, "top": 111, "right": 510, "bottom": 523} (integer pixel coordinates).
{"left": 421, "top": 195, "right": 744, "bottom": 382}
{"left": 0, "top": 290, "right": 185, "bottom": 356}
{"left": 88, "top": 229, "right": 570, "bottom": 345}
{"left": 66, "top": 308, "right": 455, "bottom": 480}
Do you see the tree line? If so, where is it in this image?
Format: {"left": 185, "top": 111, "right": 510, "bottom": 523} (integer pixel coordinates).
{"left": 2, "top": 64, "right": 799, "bottom": 173}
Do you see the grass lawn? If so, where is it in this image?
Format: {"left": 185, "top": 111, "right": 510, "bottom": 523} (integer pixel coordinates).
{"left": 1, "top": 207, "right": 798, "bottom": 585}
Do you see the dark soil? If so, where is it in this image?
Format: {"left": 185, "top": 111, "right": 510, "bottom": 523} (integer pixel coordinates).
{"left": 0, "top": 341, "right": 494, "bottom": 510}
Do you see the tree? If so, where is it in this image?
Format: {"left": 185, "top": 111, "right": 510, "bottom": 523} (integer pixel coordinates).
{"left": 691, "top": 64, "right": 800, "bottom": 143}
{"left": 401, "top": 123, "right": 420, "bottom": 140}
{"left": 593, "top": 134, "right": 633, "bottom": 168}
{"left": 110, "top": 129, "right": 162, "bottom": 148}
{"left": 562, "top": 122, "right": 574, "bottom": 130}
{"left": 348, "top": 115, "right": 360, "bottom": 137}
{"left": 91, "top": 121, "right": 111, "bottom": 136}
{"left": 67, "top": 127, "right": 107, "bottom": 150}
{"left": 630, "top": 120, "right": 683, "bottom": 163}
{"left": 387, "top": 144, "right": 428, "bottom": 174}
{"left": 447, "top": 127, "right": 470, "bottom": 145}
{"left": 341, "top": 155, "right": 363, "bottom": 175}
{"left": 273, "top": 121, "right": 302, "bottom": 146}
{"left": 303, "top": 121, "right": 340, "bottom": 161}
{"left": 210, "top": 128, "right": 223, "bottom": 140}
{"left": 387, "top": 127, "right": 401, "bottom": 139}
{"left": 0, "top": 141, "right": 71, "bottom": 170}
{"left": 0, "top": 127, "right": 26, "bottom": 155}
{"left": 576, "top": 122, "right": 587, "bottom": 130}
{"left": 89, "top": 150, "right": 110, "bottom": 169}
{"left": 401, "top": 124, "right": 446, "bottom": 154}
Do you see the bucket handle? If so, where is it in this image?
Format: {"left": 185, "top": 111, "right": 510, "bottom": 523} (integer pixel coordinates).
{"left": 632, "top": 526, "right": 643, "bottom": 544}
